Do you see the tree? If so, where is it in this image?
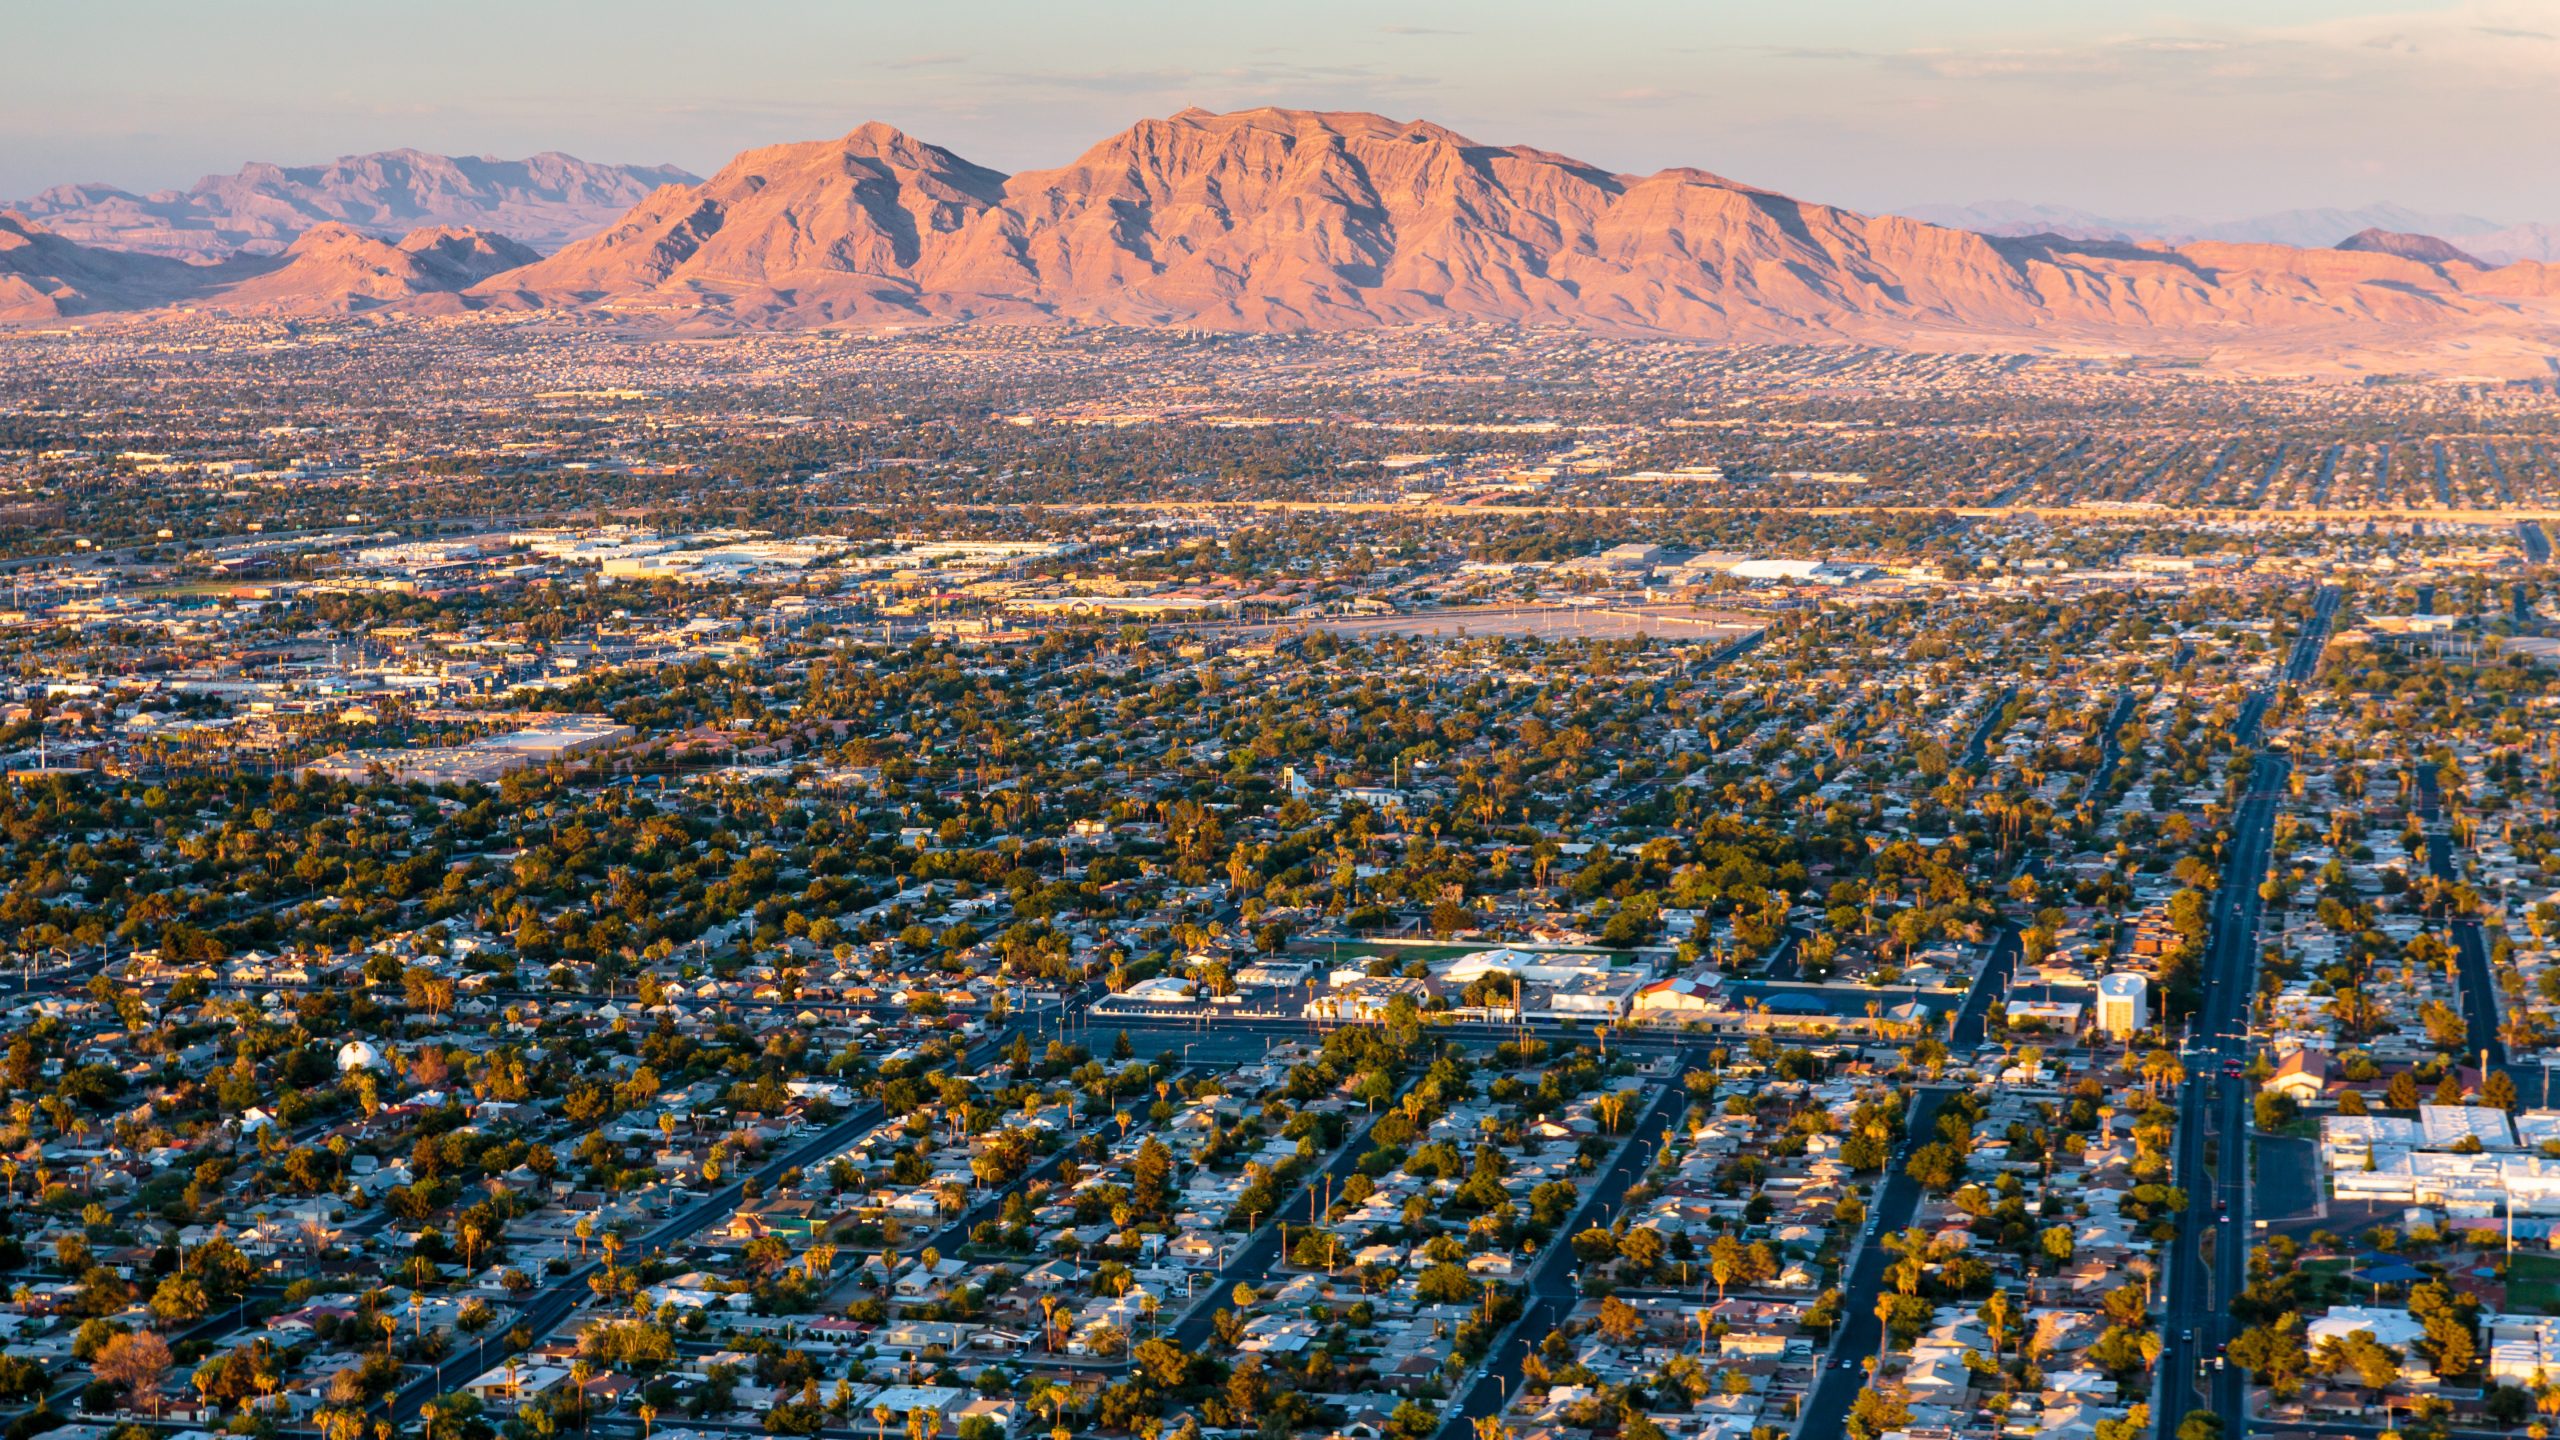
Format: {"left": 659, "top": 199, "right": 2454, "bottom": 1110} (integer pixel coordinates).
{"left": 1415, "top": 1264, "right": 1472, "bottom": 1305}
{"left": 1707, "top": 1235, "right": 1744, "bottom": 1301}
{"left": 2229, "top": 1314, "right": 2310, "bottom": 1398}
{"left": 1977, "top": 1289, "right": 2015, "bottom": 1362}
{"left": 2041, "top": 1225, "right": 2076, "bottom": 1270}
{"left": 2484, "top": 1069, "right": 2520, "bottom": 1111}
{"left": 2175, "top": 1411, "right": 2222, "bottom": 1440}
{"left": 94, "top": 1330, "right": 173, "bottom": 1413}
{"left": 2386, "top": 1071, "right": 2421, "bottom": 1111}
{"left": 1906, "top": 1138, "right": 1968, "bottom": 1191}
{"left": 2253, "top": 1091, "right": 2295, "bottom": 1132}
{"left": 1131, "top": 1337, "right": 1186, "bottom": 1388}
{"left": 2315, "top": 1330, "right": 2403, "bottom": 1392}
{"left": 149, "top": 1273, "right": 209, "bottom": 1324}
{"left": 1847, "top": 1383, "right": 1912, "bottom": 1440}
{"left": 1595, "top": 1296, "right": 1643, "bottom": 1345}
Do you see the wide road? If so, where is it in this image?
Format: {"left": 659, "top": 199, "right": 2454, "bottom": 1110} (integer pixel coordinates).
{"left": 1083, "top": 1007, "right": 1838, "bottom": 1054}
{"left": 2154, "top": 585, "right": 2337, "bottom": 1439}
{"left": 1949, "top": 925, "right": 2020, "bottom": 1050}
{"left": 1795, "top": 1087, "right": 1957, "bottom": 1439}
{"left": 1434, "top": 1062, "right": 1694, "bottom": 1440}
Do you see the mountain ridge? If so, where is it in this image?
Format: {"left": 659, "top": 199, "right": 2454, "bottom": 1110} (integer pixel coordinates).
{"left": 10, "top": 149, "right": 699, "bottom": 261}
{"left": 1903, "top": 199, "right": 2552, "bottom": 264}
{"left": 14, "top": 109, "right": 2560, "bottom": 377}
{"left": 468, "top": 107, "right": 2560, "bottom": 374}
{"left": 0, "top": 213, "right": 537, "bottom": 322}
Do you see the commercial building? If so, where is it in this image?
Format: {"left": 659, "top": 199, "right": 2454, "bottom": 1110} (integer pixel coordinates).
{"left": 2095, "top": 973, "right": 2149, "bottom": 1038}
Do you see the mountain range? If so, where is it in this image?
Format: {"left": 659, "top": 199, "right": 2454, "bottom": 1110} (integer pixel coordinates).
{"left": 9, "top": 109, "right": 2560, "bottom": 376}
{"left": 0, "top": 214, "right": 536, "bottom": 320}
{"left": 9, "top": 150, "right": 697, "bottom": 262}
{"left": 1898, "top": 199, "right": 2560, "bottom": 266}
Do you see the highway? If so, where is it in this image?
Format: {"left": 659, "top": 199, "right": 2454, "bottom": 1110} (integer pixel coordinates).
{"left": 2153, "top": 585, "right": 2337, "bottom": 1440}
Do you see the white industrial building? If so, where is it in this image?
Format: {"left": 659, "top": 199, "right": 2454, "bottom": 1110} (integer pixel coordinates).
{"left": 2325, "top": 1107, "right": 2560, "bottom": 1215}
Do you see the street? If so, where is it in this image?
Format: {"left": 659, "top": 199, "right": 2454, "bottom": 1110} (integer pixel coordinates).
{"left": 2154, "top": 584, "right": 2336, "bottom": 1438}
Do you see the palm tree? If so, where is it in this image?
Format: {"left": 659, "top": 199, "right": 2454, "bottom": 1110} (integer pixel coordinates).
{"left": 637, "top": 1404, "right": 658, "bottom": 1440}
{"left": 1980, "top": 1289, "right": 2014, "bottom": 1362}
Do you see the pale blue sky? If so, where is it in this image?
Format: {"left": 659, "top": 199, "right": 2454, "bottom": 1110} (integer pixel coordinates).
{"left": 10, "top": 0, "right": 2560, "bottom": 221}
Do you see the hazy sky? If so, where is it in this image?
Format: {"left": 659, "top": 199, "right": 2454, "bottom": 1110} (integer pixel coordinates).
{"left": 11, "top": 0, "right": 2560, "bottom": 222}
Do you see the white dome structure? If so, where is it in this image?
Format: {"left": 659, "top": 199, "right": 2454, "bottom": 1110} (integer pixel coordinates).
{"left": 336, "top": 1040, "right": 385, "bottom": 1074}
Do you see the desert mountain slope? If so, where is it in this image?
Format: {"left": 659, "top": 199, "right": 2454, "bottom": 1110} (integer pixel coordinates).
{"left": 201, "top": 224, "right": 543, "bottom": 314}
{"left": 12, "top": 150, "right": 697, "bottom": 261}
{"left": 0, "top": 211, "right": 218, "bottom": 321}
{"left": 2334, "top": 227, "right": 2485, "bottom": 268}
{"left": 467, "top": 107, "right": 2560, "bottom": 372}
{"left": 19, "top": 110, "right": 2560, "bottom": 373}
{"left": 0, "top": 212, "right": 535, "bottom": 321}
